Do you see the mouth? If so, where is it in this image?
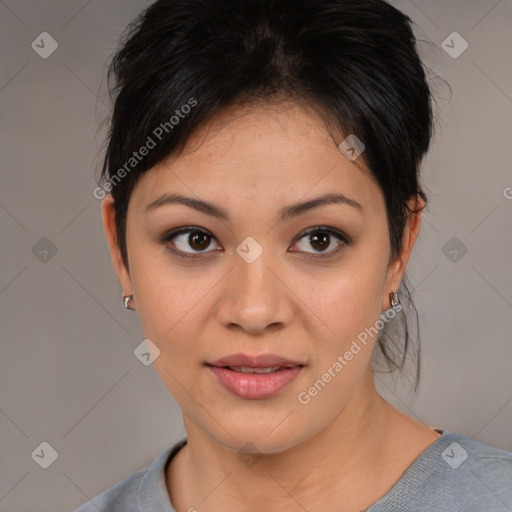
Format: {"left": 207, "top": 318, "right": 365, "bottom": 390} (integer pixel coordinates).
{"left": 206, "top": 364, "right": 304, "bottom": 374}
{"left": 206, "top": 364, "right": 305, "bottom": 399}
{"left": 206, "top": 352, "right": 306, "bottom": 369}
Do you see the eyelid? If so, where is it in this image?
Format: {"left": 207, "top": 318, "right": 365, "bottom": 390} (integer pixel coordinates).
{"left": 293, "top": 226, "right": 350, "bottom": 244}
{"left": 159, "top": 225, "right": 351, "bottom": 260}
{"left": 160, "top": 226, "right": 221, "bottom": 259}
{"left": 289, "top": 226, "right": 350, "bottom": 258}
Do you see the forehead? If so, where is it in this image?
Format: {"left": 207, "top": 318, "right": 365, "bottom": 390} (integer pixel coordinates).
{"left": 130, "top": 101, "right": 384, "bottom": 218}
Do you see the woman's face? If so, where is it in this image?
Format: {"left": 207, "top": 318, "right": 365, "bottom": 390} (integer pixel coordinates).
{"left": 104, "top": 101, "right": 419, "bottom": 454}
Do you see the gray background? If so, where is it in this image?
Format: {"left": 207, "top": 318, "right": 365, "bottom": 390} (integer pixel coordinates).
{"left": 1, "top": 1, "right": 511, "bottom": 511}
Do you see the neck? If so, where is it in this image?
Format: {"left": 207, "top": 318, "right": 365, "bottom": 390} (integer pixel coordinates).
{"left": 167, "top": 370, "right": 429, "bottom": 512}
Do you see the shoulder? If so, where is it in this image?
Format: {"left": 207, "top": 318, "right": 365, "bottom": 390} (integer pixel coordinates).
{"left": 74, "top": 438, "right": 187, "bottom": 512}
{"left": 368, "top": 430, "right": 512, "bottom": 512}
{"left": 74, "top": 466, "right": 146, "bottom": 512}
{"left": 442, "top": 431, "right": 512, "bottom": 508}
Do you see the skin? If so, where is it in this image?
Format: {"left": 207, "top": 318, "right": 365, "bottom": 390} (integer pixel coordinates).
{"left": 102, "top": 100, "right": 441, "bottom": 512}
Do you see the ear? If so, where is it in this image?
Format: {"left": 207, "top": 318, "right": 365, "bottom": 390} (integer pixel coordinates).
{"left": 101, "top": 195, "right": 133, "bottom": 299}
{"left": 382, "top": 194, "right": 425, "bottom": 310}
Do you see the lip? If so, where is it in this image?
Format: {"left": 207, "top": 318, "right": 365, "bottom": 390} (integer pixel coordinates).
{"left": 207, "top": 352, "right": 305, "bottom": 368}
{"left": 207, "top": 365, "right": 304, "bottom": 399}
{"left": 206, "top": 352, "right": 305, "bottom": 400}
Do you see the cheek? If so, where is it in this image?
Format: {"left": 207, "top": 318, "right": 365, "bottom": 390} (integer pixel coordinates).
{"left": 299, "top": 280, "right": 381, "bottom": 397}
{"left": 132, "top": 265, "right": 213, "bottom": 403}
{"left": 128, "top": 244, "right": 214, "bottom": 354}
{"left": 305, "top": 255, "right": 389, "bottom": 344}
{"left": 134, "top": 270, "right": 215, "bottom": 350}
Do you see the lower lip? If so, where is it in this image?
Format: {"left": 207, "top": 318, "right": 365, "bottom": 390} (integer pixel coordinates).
{"left": 207, "top": 365, "right": 303, "bottom": 399}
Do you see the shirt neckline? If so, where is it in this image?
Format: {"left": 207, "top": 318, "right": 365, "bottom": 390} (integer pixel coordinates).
{"left": 363, "top": 427, "right": 453, "bottom": 511}
{"left": 138, "top": 429, "right": 450, "bottom": 512}
{"left": 137, "top": 437, "right": 187, "bottom": 512}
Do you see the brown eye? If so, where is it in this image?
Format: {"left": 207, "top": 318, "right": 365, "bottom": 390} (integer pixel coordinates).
{"left": 309, "top": 232, "right": 330, "bottom": 252}
{"left": 291, "top": 227, "right": 350, "bottom": 259}
{"left": 161, "top": 227, "right": 221, "bottom": 259}
{"left": 187, "top": 231, "right": 211, "bottom": 251}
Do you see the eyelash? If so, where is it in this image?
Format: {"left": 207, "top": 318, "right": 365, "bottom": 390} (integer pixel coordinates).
{"left": 159, "top": 226, "right": 351, "bottom": 261}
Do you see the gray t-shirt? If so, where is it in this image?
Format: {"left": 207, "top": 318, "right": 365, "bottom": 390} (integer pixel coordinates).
{"left": 75, "top": 429, "right": 512, "bottom": 512}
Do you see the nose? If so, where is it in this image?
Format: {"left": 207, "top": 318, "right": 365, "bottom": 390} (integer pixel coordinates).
{"left": 216, "top": 249, "right": 293, "bottom": 335}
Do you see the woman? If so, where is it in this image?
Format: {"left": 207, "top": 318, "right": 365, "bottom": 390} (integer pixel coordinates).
{"left": 78, "top": 0, "right": 512, "bottom": 510}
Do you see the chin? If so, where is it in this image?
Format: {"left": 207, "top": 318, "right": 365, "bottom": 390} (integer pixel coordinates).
{"left": 210, "top": 420, "right": 308, "bottom": 456}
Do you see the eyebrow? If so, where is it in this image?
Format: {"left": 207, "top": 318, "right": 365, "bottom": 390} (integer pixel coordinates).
{"left": 145, "top": 192, "right": 364, "bottom": 222}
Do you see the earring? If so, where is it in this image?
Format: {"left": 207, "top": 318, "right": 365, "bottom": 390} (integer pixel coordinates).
{"left": 123, "top": 294, "right": 135, "bottom": 311}
{"left": 390, "top": 291, "right": 401, "bottom": 308}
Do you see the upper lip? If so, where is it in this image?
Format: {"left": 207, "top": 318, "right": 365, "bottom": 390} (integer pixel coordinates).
{"left": 207, "top": 353, "right": 305, "bottom": 368}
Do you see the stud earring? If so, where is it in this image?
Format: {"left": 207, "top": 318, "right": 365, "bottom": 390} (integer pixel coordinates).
{"left": 123, "top": 294, "right": 135, "bottom": 311}
{"left": 390, "top": 291, "right": 401, "bottom": 309}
